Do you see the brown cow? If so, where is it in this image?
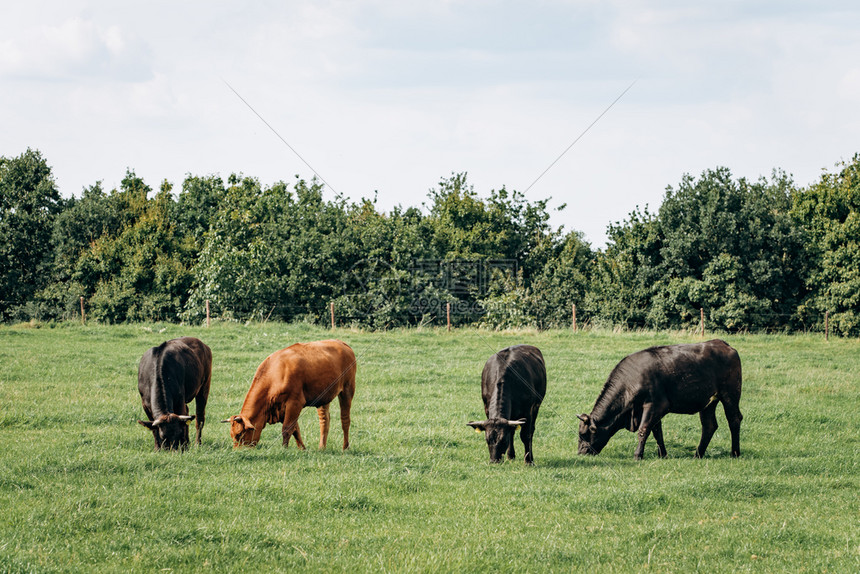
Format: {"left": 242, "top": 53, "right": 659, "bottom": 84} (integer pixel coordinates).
{"left": 222, "top": 339, "right": 356, "bottom": 449}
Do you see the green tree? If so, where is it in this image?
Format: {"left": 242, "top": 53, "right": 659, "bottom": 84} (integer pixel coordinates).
{"left": 332, "top": 200, "right": 439, "bottom": 328}
{"left": 595, "top": 168, "right": 807, "bottom": 331}
{"left": 590, "top": 206, "right": 662, "bottom": 327}
{"left": 654, "top": 168, "right": 806, "bottom": 330}
{"left": 66, "top": 173, "right": 193, "bottom": 322}
{"left": 184, "top": 176, "right": 355, "bottom": 323}
{"left": 0, "top": 149, "right": 62, "bottom": 320}
{"left": 525, "top": 230, "right": 595, "bottom": 328}
{"left": 36, "top": 182, "right": 121, "bottom": 319}
{"left": 792, "top": 155, "right": 860, "bottom": 335}
{"left": 423, "top": 172, "right": 571, "bottom": 326}
{"left": 424, "top": 172, "right": 553, "bottom": 267}
{"left": 172, "top": 174, "right": 227, "bottom": 252}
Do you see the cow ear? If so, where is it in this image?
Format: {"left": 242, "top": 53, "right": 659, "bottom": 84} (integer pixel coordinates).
{"left": 466, "top": 420, "right": 487, "bottom": 432}
{"left": 227, "top": 415, "right": 255, "bottom": 431}
{"left": 138, "top": 420, "right": 155, "bottom": 429}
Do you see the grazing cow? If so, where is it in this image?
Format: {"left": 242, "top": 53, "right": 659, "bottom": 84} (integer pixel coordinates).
{"left": 467, "top": 345, "right": 547, "bottom": 464}
{"left": 137, "top": 337, "right": 212, "bottom": 450}
{"left": 222, "top": 339, "right": 356, "bottom": 449}
{"left": 577, "top": 339, "right": 742, "bottom": 459}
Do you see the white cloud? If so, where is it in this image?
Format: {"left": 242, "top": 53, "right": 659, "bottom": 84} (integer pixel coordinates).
{"left": 2, "top": 1, "right": 860, "bottom": 247}
{"left": 0, "top": 16, "right": 149, "bottom": 81}
{"left": 839, "top": 68, "right": 860, "bottom": 99}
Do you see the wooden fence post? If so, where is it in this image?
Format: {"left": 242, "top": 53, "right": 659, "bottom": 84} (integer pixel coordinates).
{"left": 80, "top": 296, "right": 86, "bottom": 325}
{"left": 206, "top": 299, "right": 210, "bottom": 328}
{"left": 825, "top": 310, "right": 829, "bottom": 342}
{"left": 700, "top": 308, "right": 705, "bottom": 338}
{"left": 572, "top": 303, "right": 577, "bottom": 332}
{"left": 447, "top": 302, "right": 451, "bottom": 332}
{"left": 330, "top": 302, "right": 335, "bottom": 330}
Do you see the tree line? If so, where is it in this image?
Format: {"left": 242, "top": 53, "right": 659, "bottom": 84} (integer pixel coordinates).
{"left": 1, "top": 148, "right": 858, "bottom": 334}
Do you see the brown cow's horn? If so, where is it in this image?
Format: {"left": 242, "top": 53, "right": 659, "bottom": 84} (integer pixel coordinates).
{"left": 220, "top": 418, "right": 233, "bottom": 423}
{"left": 177, "top": 415, "right": 195, "bottom": 422}
{"left": 577, "top": 413, "right": 589, "bottom": 422}
{"left": 151, "top": 418, "right": 164, "bottom": 427}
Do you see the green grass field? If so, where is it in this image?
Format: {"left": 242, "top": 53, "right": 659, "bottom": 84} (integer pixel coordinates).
{"left": 0, "top": 322, "right": 857, "bottom": 573}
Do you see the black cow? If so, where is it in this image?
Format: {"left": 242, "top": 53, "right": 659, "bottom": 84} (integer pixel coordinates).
{"left": 467, "top": 345, "right": 547, "bottom": 464}
{"left": 577, "top": 339, "right": 742, "bottom": 459}
{"left": 137, "top": 337, "right": 212, "bottom": 450}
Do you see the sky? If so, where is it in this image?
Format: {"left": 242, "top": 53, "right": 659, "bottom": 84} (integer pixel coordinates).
{"left": 2, "top": 1, "right": 859, "bottom": 247}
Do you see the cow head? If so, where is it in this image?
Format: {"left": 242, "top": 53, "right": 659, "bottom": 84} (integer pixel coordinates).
{"left": 577, "top": 413, "right": 611, "bottom": 455}
{"left": 138, "top": 414, "right": 195, "bottom": 450}
{"left": 467, "top": 418, "right": 526, "bottom": 463}
{"left": 221, "top": 415, "right": 257, "bottom": 447}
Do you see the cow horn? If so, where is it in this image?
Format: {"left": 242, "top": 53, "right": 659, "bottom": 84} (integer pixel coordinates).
{"left": 220, "top": 418, "right": 233, "bottom": 423}
{"left": 466, "top": 420, "right": 488, "bottom": 429}
{"left": 507, "top": 419, "right": 527, "bottom": 427}
{"left": 577, "top": 413, "right": 589, "bottom": 422}
{"left": 177, "top": 415, "right": 195, "bottom": 422}
{"left": 151, "top": 418, "right": 164, "bottom": 427}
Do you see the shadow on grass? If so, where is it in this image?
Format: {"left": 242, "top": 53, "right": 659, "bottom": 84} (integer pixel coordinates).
{"left": 538, "top": 455, "right": 635, "bottom": 469}
{"left": 538, "top": 447, "right": 759, "bottom": 469}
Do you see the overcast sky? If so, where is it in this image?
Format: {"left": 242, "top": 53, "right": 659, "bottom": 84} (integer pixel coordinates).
{"left": 2, "top": 1, "right": 859, "bottom": 247}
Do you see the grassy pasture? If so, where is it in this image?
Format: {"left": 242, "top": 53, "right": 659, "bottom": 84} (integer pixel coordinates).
{"left": 0, "top": 322, "right": 857, "bottom": 573}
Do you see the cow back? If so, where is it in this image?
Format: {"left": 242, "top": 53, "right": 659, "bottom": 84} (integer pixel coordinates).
{"left": 481, "top": 344, "right": 546, "bottom": 420}
{"left": 138, "top": 337, "right": 212, "bottom": 417}
{"left": 241, "top": 339, "right": 356, "bottom": 419}
{"left": 596, "top": 339, "right": 740, "bottom": 418}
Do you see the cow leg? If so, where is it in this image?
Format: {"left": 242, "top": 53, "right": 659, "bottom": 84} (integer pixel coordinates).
{"left": 281, "top": 402, "right": 306, "bottom": 450}
{"left": 651, "top": 420, "right": 667, "bottom": 458}
{"left": 291, "top": 423, "right": 305, "bottom": 450}
{"left": 507, "top": 437, "right": 516, "bottom": 461}
{"left": 695, "top": 402, "right": 719, "bottom": 458}
{"left": 633, "top": 404, "right": 662, "bottom": 460}
{"left": 317, "top": 404, "right": 330, "bottom": 450}
{"left": 283, "top": 420, "right": 306, "bottom": 450}
{"left": 338, "top": 389, "right": 353, "bottom": 450}
{"left": 194, "top": 394, "right": 207, "bottom": 446}
{"left": 194, "top": 369, "right": 211, "bottom": 446}
{"left": 142, "top": 406, "right": 161, "bottom": 451}
{"left": 633, "top": 427, "right": 651, "bottom": 460}
{"left": 721, "top": 398, "right": 743, "bottom": 458}
{"left": 521, "top": 416, "right": 537, "bottom": 465}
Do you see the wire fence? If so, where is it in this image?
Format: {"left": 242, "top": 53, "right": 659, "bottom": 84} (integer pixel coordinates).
{"left": 3, "top": 296, "right": 841, "bottom": 340}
